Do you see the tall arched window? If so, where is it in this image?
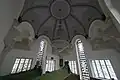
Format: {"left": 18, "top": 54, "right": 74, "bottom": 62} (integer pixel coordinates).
{"left": 36, "top": 40, "right": 46, "bottom": 65}
{"left": 75, "top": 39, "right": 90, "bottom": 80}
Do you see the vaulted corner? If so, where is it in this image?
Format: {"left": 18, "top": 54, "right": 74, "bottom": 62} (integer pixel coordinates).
{"left": 1, "top": 0, "right": 120, "bottom": 80}
{"left": 4, "top": 22, "right": 35, "bottom": 51}
{"left": 89, "top": 19, "right": 120, "bottom": 52}
{"left": 18, "top": 0, "right": 105, "bottom": 43}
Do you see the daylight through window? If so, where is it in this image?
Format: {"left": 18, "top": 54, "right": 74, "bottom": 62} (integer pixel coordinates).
{"left": 69, "top": 61, "right": 77, "bottom": 74}
{"left": 45, "top": 60, "right": 55, "bottom": 72}
{"left": 91, "top": 60, "right": 118, "bottom": 80}
{"left": 11, "top": 58, "right": 32, "bottom": 74}
{"left": 76, "top": 39, "right": 90, "bottom": 80}
{"left": 36, "top": 40, "right": 46, "bottom": 61}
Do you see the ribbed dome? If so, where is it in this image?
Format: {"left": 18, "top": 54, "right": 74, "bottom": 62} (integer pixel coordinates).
{"left": 19, "top": 0, "right": 105, "bottom": 42}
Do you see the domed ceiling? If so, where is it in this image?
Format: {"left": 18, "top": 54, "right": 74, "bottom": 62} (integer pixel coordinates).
{"left": 18, "top": 0, "right": 105, "bottom": 42}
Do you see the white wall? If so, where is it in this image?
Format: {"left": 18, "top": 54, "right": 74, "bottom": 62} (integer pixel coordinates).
{"left": 45, "top": 42, "right": 60, "bottom": 71}
{"left": 63, "top": 49, "right": 77, "bottom": 67}
{"left": 63, "top": 52, "right": 77, "bottom": 61}
{"left": 0, "top": 36, "right": 60, "bottom": 76}
{"left": 1, "top": 36, "right": 120, "bottom": 79}
{"left": 0, "top": 36, "right": 47, "bottom": 76}
{"left": 98, "top": 0, "right": 120, "bottom": 33}
{"left": 0, "top": 0, "right": 25, "bottom": 54}
{"left": 111, "top": 0, "right": 120, "bottom": 14}
{"left": 0, "top": 49, "right": 37, "bottom": 76}
{"left": 0, "top": 0, "right": 26, "bottom": 76}
{"left": 71, "top": 35, "right": 120, "bottom": 79}
{"left": 83, "top": 38, "right": 120, "bottom": 79}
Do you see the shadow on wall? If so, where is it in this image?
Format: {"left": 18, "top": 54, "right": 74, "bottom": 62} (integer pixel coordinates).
{"left": 104, "top": 0, "right": 120, "bottom": 24}
{"left": 99, "top": 0, "right": 120, "bottom": 32}
{"left": 98, "top": 0, "right": 120, "bottom": 33}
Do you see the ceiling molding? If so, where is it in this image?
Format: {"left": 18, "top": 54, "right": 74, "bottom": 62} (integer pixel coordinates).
{"left": 64, "top": 19, "right": 70, "bottom": 40}
{"left": 71, "top": 3, "right": 103, "bottom": 15}
{"left": 21, "top": 5, "right": 49, "bottom": 17}
{"left": 36, "top": 15, "right": 52, "bottom": 35}
{"left": 52, "top": 19, "right": 58, "bottom": 40}
{"left": 70, "top": 13, "right": 87, "bottom": 35}
{"left": 19, "top": 0, "right": 104, "bottom": 42}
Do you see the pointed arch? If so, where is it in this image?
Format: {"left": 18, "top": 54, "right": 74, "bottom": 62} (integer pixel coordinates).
{"left": 71, "top": 35, "right": 90, "bottom": 80}
{"left": 31, "top": 35, "right": 51, "bottom": 73}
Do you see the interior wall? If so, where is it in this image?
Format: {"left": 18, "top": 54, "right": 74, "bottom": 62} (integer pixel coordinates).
{"left": 98, "top": 0, "right": 120, "bottom": 33}
{"left": 45, "top": 43, "right": 60, "bottom": 71}
{"left": 83, "top": 38, "right": 120, "bottom": 79}
{"left": 63, "top": 49, "right": 77, "bottom": 66}
{"left": 0, "top": 0, "right": 25, "bottom": 54}
{"left": 0, "top": 49, "right": 37, "bottom": 76}
{"left": 63, "top": 52, "right": 77, "bottom": 61}
{"left": 0, "top": 35, "right": 60, "bottom": 76}
{"left": 31, "top": 36, "right": 60, "bottom": 72}
{"left": 111, "top": 0, "right": 120, "bottom": 14}
{"left": 71, "top": 35, "right": 120, "bottom": 79}
{"left": 0, "top": 36, "right": 49, "bottom": 76}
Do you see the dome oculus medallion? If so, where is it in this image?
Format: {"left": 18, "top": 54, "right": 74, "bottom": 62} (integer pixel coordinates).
{"left": 50, "top": 0, "right": 71, "bottom": 19}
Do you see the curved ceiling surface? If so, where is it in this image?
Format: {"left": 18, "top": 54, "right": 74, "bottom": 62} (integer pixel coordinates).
{"left": 19, "top": 0, "right": 105, "bottom": 42}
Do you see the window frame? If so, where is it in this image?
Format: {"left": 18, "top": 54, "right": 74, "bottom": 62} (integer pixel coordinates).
{"left": 91, "top": 59, "right": 118, "bottom": 80}
{"left": 36, "top": 40, "right": 47, "bottom": 67}
{"left": 75, "top": 39, "right": 90, "bottom": 80}
{"left": 45, "top": 60, "right": 55, "bottom": 72}
{"left": 68, "top": 60, "right": 78, "bottom": 74}
{"left": 11, "top": 57, "right": 33, "bottom": 74}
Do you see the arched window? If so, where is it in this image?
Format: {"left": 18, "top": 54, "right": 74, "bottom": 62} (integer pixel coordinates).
{"left": 45, "top": 60, "right": 55, "bottom": 72}
{"left": 36, "top": 40, "right": 46, "bottom": 65}
{"left": 75, "top": 39, "right": 90, "bottom": 80}
{"left": 36, "top": 40, "right": 55, "bottom": 73}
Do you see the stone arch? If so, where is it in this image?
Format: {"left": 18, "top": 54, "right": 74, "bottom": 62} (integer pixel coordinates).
{"left": 89, "top": 20, "right": 107, "bottom": 39}
{"left": 71, "top": 35, "right": 91, "bottom": 79}
{"left": 31, "top": 35, "right": 52, "bottom": 73}
{"left": 98, "top": 0, "right": 120, "bottom": 32}
{"left": 16, "top": 21, "right": 35, "bottom": 41}
{"left": 71, "top": 35, "right": 90, "bottom": 57}
{"left": 31, "top": 35, "right": 51, "bottom": 53}
{"left": 71, "top": 35, "right": 86, "bottom": 46}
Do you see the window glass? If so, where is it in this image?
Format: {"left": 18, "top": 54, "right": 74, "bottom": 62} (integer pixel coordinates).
{"left": 92, "top": 60, "right": 98, "bottom": 77}
{"left": 76, "top": 39, "right": 90, "bottom": 80}
{"left": 11, "top": 59, "right": 20, "bottom": 73}
{"left": 45, "top": 60, "right": 55, "bottom": 72}
{"left": 27, "top": 59, "right": 32, "bottom": 70}
{"left": 22, "top": 59, "right": 29, "bottom": 71}
{"left": 105, "top": 60, "right": 118, "bottom": 80}
{"left": 100, "top": 60, "right": 110, "bottom": 79}
{"left": 37, "top": 40, "right": 46, "bottom": 61}
{"left": 78, "top": 42, "right": 84, "bottom": 53}
{"left": 39, "top": 41, "right": 45, "bottom": 52}
{"left": 11, "top": 58, "right": 32, "bottom": 74}
{"left": 91, "top": 60, "right": 118, "bottom": 80}
{"left": 95, "top": 60, "right": 104, "bottom": 78}
{"left": 69, "top": 61, "right": 77, "bottom": 74}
